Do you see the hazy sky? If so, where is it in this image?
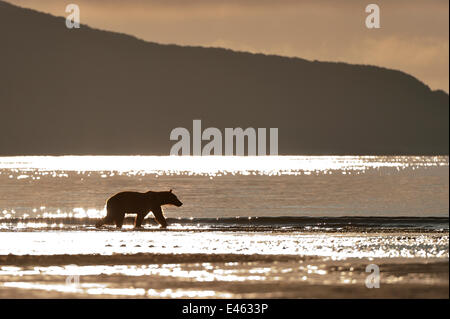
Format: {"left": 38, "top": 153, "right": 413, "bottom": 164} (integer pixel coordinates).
{"left": 8, "top": 0, "right": 449, "bottom": 92}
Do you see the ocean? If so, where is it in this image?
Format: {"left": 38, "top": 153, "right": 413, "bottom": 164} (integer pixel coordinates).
{"left": 0, "top": 156, "right": 448, "bottom": 298}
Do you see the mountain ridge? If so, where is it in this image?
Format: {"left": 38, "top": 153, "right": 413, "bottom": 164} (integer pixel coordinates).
{"left": 0, "top": 0, "right": 448, "bottom": 155}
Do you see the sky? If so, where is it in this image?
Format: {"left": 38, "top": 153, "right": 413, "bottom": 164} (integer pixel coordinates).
{"left": 7, "top": 0, "right": 449, "bottom": 92}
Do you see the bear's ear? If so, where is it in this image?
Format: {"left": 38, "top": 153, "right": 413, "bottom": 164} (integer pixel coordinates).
{"left": 169, "top": 189, "right": 173, "bottom": 193}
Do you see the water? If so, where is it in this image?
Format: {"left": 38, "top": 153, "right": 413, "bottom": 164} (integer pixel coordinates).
{"left": 0, "top": 156, "right": 448, "bottom": 298}
{"left": 0, "top": 156, "right": 448, "bottom": 221}
{"left": 0, "top": 155, "right": 448, "bottom": 257}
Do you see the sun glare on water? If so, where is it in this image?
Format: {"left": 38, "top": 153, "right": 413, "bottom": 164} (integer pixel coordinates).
{"left": 0, "top": 156, "right": 446, "bottom": 176}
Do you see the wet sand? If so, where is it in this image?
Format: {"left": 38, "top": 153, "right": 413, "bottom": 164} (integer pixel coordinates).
{"left": 0, "top": 253, "right": 447, "bottom": 298}
{"left": 0, "top": 228, "right": 448, "bottom": 298}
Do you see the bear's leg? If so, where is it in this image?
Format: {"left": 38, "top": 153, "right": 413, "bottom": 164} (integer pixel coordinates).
{"left": 95, "top": 218, "right": 105, "bottom": 228}
{"left": 134, "top": 212, "right": 148, "bottom": 229}
{"left": 152, "top": 207, "right": 167, "bottom": 229}
{"left": 104, "top": 215, "right": 114, "bottom": 224}
{"left": 114, "top": 213, "right": 125, "bottom": 229}
{"left": 95, "top": 212, "right": 114, "bottom": 228}
{"left": 96, "top": 204, "right": 117, "bottom": 228}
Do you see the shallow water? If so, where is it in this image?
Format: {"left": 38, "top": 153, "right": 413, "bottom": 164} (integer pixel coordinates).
{"left": 0, "top": 229, "right": 448, "bottom": 259}
{"left": 1, "top": 256, "right": 448, "bottom": 298}
{"left": 0, "top": 156, "right": 448, "bottom": 221}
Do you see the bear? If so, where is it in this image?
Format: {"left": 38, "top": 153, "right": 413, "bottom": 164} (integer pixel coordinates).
{"left": 95, "top": 189, "right": 182, "bottom": 229}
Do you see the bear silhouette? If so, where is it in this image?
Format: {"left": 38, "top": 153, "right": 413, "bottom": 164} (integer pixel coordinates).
{"left": 95, "top": 189, "right": 183, "bottom": 229}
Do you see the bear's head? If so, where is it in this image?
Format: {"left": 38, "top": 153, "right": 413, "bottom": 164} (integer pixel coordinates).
{"left": 161, "top": 189, "right": 183, "bottom": 207}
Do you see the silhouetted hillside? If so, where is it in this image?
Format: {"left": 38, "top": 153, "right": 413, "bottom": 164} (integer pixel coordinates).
{"left": 0, "top": 1, "right": 448, "bottom": 155}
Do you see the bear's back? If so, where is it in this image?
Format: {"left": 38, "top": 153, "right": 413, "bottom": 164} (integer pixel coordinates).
{"left": 107, "top": 191, "right": 151, "bottom": 210}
